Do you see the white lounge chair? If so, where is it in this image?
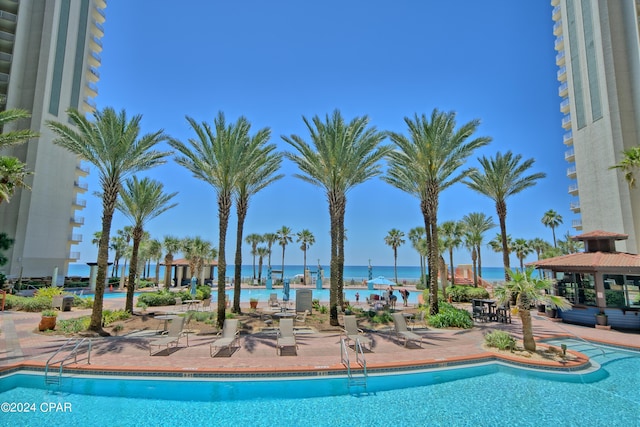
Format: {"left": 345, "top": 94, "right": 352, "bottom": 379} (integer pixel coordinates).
{"left": 276, "top": 318, "right": 297, "bottom": 355}
{"left": 209, "top": 319, "right": 241, "bottom": 356}
{"left": 149, "top": 317, "right": 188, "bottom": 355}
{"left": 268, "top": 293, "right": 280, "bottom": 308}
{"left": 391, "top": 312, "right": 423, "bottom": 347}
{"left": 342, "top": 315, "right": 372, "bottom": 351}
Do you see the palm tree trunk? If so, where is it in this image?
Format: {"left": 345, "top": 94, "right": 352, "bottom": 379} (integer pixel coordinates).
{"left": 328, "top": 192, "right": 341, "bottom": 326}
{"left": 154, "top": 261, "right": 161, "bottom": 287}
{"left": 423, "top": 185, "right": 440, "bottom": 315}
{"left": 302, "top": 247, "right": 307, "bottom": 285}
{"left": 551, "top": 227, "right": 557, "bottom": 248}
{"left": 125, "top": 228, "right": 142, "bottom": 313}
{"left": 233, "top": 198, "right": 248, "bottom": 313}
{"left": 216, "top": 192, "right": 231, "bottom": 328}
{"left": 476, "top": 243, "right": 483, "bottom": 279}
{"left": 519, "top": 302, "right": 536, "bottom": 351}
{"left": 393, "top": 248, "right": 398, "bottom": 285}
{"left": 89, "top": 187, "right": 118, "bottom": 334}
{"left": 449, "top": 248, "right": 455, "bottom": 287}
{"left": 497, "top": 200, "right": 510, "bottom": 281}
{"left": 258, "top": 256, "right": 263, "bottom": 283}
{"left": 336, "top": 197, "right": 346, "bottom": 312}
{"left": 471, "top": 247, "right": 478, "bottom": 287}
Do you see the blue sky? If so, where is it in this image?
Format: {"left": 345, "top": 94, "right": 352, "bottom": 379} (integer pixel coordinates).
{"left": 76, "top": 1, "right": 572, "bottom": 268}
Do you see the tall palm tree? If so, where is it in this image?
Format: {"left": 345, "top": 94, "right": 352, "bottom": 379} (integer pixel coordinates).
{"left": 162, "top": 235, "right": 182, "bottom": 289}
{"left": 116, "top": 176, "right": 177, "bottom": 312}
{"left": 464, "top": 151, "right": 545, "bottom": 281}
{"left": 47, "top": 107, "right": 169, "bottom": 334}
{"left": 529, "top": 237, "right": 550, "bottom": 260}
{"left": 558, "top": 230, "right": 583, "bottom": 254}
{"left": 384, "top": 228, "right": 405, "bottom": 285}
{"left": 147, "top": 238, "right": 163, "bottom": 283}
{"left": 262, "top": 232, "right": 277, "bottom": 268}
{"left": 611, "top": 145, "right": 640, "bottom": 188}
{"left": 109, "top": 234, "right": 126, "bottom": 277}
{"left": 384, "top": 110, "right": 490, "bottom": 315}
{"left": 169, "top": 112, "right": 251, "bottom": 328}
{"left": 276, "top": 226, "right": 293, "bottom": 280}
{"left": 461, "top": 212, "right": 495, "bottom": 282}
{"left": 182, "top": 236, "right": 216, "bottom": 285}
{"left": 116, "top": 226, "right": 133, "bottom": 288}
{"left": 0, "top": 156, "right": 32, "bottom": 205}
{"left": 283, "top": 110, "right": 388, "bottom": 325}
{"left": 408, "top": 226, "right": 427, "bottom": 284}
{"left": 541, "top": 209, "right": 563, "bottom": 248}
{"left": 494, "top": 268, "right": 571, "bottom": 351}
{"left": 255, "top": 246, "right": 269, "bottom": 284}
{"left": 245, "top": 233, "right": 264, "bottom": 280}
{"left": 462, "top": 227, "right": 481, "bottom": 287}
{"left": 232, "top": 133, "right": 283, "bottom": 313}
{"left": 439, "top": 220, "right": 464, "bottom": 287}
{"left": 296, "top": 229, "right": 315, "bottom": 285}
{"left": 511, "top": 238, "right": 533, "bottom": 272}
{"left": 0, "top": 109, "right": 40, "bottom": 149}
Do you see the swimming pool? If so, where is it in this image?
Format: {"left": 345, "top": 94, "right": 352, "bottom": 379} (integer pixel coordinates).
{"left": 220, "top": 288, "right": 418, "bottom": 304}
{"left": 0, "top": 340, "right": 637, "bottom": 426}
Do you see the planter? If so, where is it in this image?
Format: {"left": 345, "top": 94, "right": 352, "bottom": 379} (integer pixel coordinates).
{"left": 595, "top": 314, "right": 608, "bottom": 326}
{"left": 39, "top": 316, "right": 57, "bottom": 331}
{"left": 537, "top": 304, "right": 546, "bottom": 313}
{"left": 546, "top": 308, "right": 557, "bottom": 318}
{"left": 249, "top": 301, "right": 258, "bottom": 309}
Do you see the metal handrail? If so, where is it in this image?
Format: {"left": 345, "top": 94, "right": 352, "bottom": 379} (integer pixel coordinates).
{"left": 340, "top": 338, "right": 350, "bottom": 376}
{"left": 354, "top": 338, "right": 367, "bottom": 375}
{"left": 45, "top": 338, "right": 92, "bottom": 384}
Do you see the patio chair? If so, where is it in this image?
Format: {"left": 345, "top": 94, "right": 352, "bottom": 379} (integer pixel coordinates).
{"left": 200, "top": 297, "right": 212, "bottom": 312}
{"left": 409, "top": 310, "right": 427, "bottom": 330}
{"left": 276, "top": 318, "right": 297, "bottom": 355}
{"left": 391, "top": 312, "right": 423, "bottom": 348}
{"left": 268, "top": 293, "right": 280, "bottom": 308}
{"left": 471, "top": 299, "right": 488, "bottom": 322}
{"left": 209, "top": 319, "right": 241, "bottom": 356}
{"left": 294, "top": 310, "right": 309, "bottom": 325}
{"left": 149, "top": 317, "right": 188, "bottom": 355}
{"left": 496, "top": 302, "right": 512, "bottom": 324}
{"left": 341, "top": 315, "right": 372, "bottom": 351}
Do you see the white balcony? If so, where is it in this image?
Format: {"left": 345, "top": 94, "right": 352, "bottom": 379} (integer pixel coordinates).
{"left": 560, "top": 98, "right": 570, "bottom": 113}
{"left": 76, "top": 163, "right": 90, "bottom": 176}
{"left": 567, "top": 165, "right": 577, "bottom": 178}
{"left": 555, "top": 35, "right": 564, "bottom": 51}
{"left": 563, "top": 130, "right": 573, "bottom": 146}
{"left": 72, "top": 197, "right": 87, "bottom": 207}
{"left": 553, "top": 20, "right": 563, "bottom": 36}
{"left": 562, "top": 114, "right": 572, "bottom": 129}
{"left": 568, "top": 184, "right": 579, "bottom": 195}
{"left": 551, "top": 0, "right": 560, "bottom": 6}
{"left": 559, "top": 82, "right": 568, "bottom": 97}
{"left": 570, "top": 201, "right": 581, "bottom": 213}
{"left": 89, "top": 35, "right": 103, "bottom": 53}
{"left": 552, "top": 5, "right": 562, "bottom": 21}
{"left": 70, "top": 216, "right": 85, "bottom": 225}
{"left": 69, "top": 234, "right": 83, "bottom": 243}
{"left": 556, "top": 50, "right": 565, "bottom": 66}
{"left": 68, "top": 252, "right": 81, "bottom": 261}
{"left": 74, "top": 180, "right": 88, "bottom": 193}
{"left": 92, "top": 5, "right": 106, "bottom": 24}
{"left": 557, "top": 66, "right": 567, "bottom": 82}
{"left": 565, "top": 148, "right": 575, "bottom": 161}
{"left": 572, "top": 219, "right": 583, "bottom": 230}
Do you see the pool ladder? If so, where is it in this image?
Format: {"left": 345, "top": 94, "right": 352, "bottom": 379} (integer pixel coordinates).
{"left": 341, "top": 338, "right": 368, "bottom": 394}
{"left": 44, "top": 338, "right": 92, "bottom": 385}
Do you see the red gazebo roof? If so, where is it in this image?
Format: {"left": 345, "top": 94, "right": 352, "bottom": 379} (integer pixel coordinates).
{"left": 572, "top": 230, "right": 629, "bottom": 241}
{"left": 528, "top": 251, "right": 640, "bottom": 270}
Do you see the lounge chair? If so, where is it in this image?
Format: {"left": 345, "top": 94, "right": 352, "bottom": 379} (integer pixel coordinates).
{"left": 409, "top": 310, "right": 427, "bottom": 330}
{"left": 342, "top": 315, "right": 372, "bottom": 351}
{"left": 209, "top": 319, "right": 241, "bottom": 356}
{"left": 391, "top": 312, "right": 423, "bottom": 347}
{"left": 200, "top": 298, "right": 212, "bottom": 312}
{"left": 294, "top": 310, "right": 309, "bottom": 325}
{"left": 276, "top": 318, "right": 297, "bottom": 355}
{"left": 149, "top": 317, "right": 188, "bottom": 355}
{"left": 268, "top": 293, "right": 279, "bottom": 308}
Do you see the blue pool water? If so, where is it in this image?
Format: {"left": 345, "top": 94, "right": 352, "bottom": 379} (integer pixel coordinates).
{"left": 0, "top": 340, "right": 637, "bottom": 426}
{"left": 221, "top": 288, "right": 420, "bottom": 304}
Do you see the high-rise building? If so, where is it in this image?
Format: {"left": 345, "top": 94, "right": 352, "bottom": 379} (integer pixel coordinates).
{"left": 0, "top": 0, "right": 106, "bottom": 277}
{"left": 551, "top": 0, "right": 640, "bottom": 254}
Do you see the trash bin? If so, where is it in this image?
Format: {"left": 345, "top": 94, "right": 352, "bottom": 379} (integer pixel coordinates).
{"left": 61, "top": 296, "right": 74, "bottom": 312}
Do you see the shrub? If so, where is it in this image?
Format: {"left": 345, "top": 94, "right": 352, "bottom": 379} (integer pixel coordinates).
{"left": 137, "top": 290, "right": 180, "bottom": 307}
{"left": 41, "top": 309, "right": 57, "bottom": 317}
{"left": 484, "top": 330, "right": 516, "bottom": 351}
{"left": 426, "top": 302, "right": 473, "bottom": 329}
{"left": 6, "top": 295, "right": 51, "bottom": 312}
{"left": 34, "top": 286, "right": 63, "bottom": 301}
{"left": 445, "top": 285, "right": 490, "bottom": 302}
{"left": 371, "top": 311, "right": 393, "bottom": 324}
{"left": 102, "top": 309, "right": 130, "bottom": 326}
{"left": 58, "top": 317, "right": 89, "bottom": 334}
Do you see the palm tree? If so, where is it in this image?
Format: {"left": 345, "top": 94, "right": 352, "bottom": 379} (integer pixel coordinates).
{"left": 494, "top": 268, "right": 571, "bottom": 351}
{"left": 558, "top": 230, "right": 583, "bottom": 254}
{"left": 541, "top": 209, "right": 563, "bottom": 248}
{"left": 384, "top": 229, "right": 405, "bottom": 285}
{"left": 116, "top": 177, "right": 177, "bottom": 312}
{"left": 283, "top": 110, "right": 388, "bottom": 325}
{"left": 146, "top": 238, "right": 163, "bottom": 282}
{"left": 611, "top": 145, "right": 640, "bottom": 188}
{"left": 529, "top": 237, "right": 550, "bottom": 260}
{"left": 276, "top": 226, "right": 293, "bottom": 280}
{"left": 408, "top": 227, "right": 427, "bottom": 284}
{"left": 461, "top": 212, "right": 495, "bottom": 283}
{"left": 462, "top": 227, "right": 481, "bottom": 288}
{"left": 296, "top": 229, "right": 315, "bottom": 285}
{"left": 169, "top": 112, "right": 252, "bottom": 328}
{"left": 245, "top": 233, "right": 264, "bottom": 280}
{"left": 0, "top": 109, "right": 40, "bottom": 149}
{"left": 0, "top": 156, "right": 32, "bottom": 205}
{"left": 464, "top": 151, "right": 545, "bottom": 281}
{"left": 262, "top": 232, "right": 277, "bottom": 268}
{"left": 182, "top": 236, "right": 216, "bottom": 285}
{"left": 162, "top": 235, "right": 182, "bottom": 289}
{"left": 384, "top": 110, "right": 490, "bottom": 315}
{"left": 255, "top": 246, "right": 269, "bottom": 284}
{"left": 47, "top": 107, "right": 169, "bottom": 334}
{"left": 511, "top": 238, "right": 533, "bottom": 272}
{"left": 232, "top": 133, "right": 283, "bottom": 313}
{"left": 115, "top": 226, "right": 133, "bottom": 288}
{"left": 439, "top": 221, "right": 464, "bottom": 287}
{"left": 109, "top": 234, "right": 126, "bottom": 278}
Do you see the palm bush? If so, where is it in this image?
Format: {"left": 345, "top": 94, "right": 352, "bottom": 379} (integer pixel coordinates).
{"left": 484, "top": 330, "right": 516, "bottom": 351}
{"left": 426, "top": 302, "right": 473, "bottom": 328}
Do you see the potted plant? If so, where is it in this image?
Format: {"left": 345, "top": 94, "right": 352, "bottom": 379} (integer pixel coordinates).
{"left": 249, "top": 298, "right": 259, "bottom": 309}
{"left": 546, "top": 306, "right": 557, "bottom": 318}
{"left": 39, "top": 309, "right": 58, "bottom": 331}
{"left": 595, "top": 311, "right": 608, "bottom": 326}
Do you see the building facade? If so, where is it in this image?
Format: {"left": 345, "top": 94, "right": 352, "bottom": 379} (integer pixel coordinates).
{"left": 0, "top": 0, "right": 105, "bottom": 277}
{"left": 552, "top": 0, "right": 640, "bottom": 253}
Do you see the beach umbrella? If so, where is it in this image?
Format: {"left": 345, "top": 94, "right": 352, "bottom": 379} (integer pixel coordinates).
{"left": 367, "top": 276, "right": 396, "bottom": 287}
{"left": 283, "top": 278, "right": 290, "bottom": 302}
{"left": 190, "top": 276, "right": 197, "bottom": 296}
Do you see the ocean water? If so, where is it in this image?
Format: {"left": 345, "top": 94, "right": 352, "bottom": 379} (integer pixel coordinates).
{"left": 67, "top": 264, "right": 506, "bottom": 283}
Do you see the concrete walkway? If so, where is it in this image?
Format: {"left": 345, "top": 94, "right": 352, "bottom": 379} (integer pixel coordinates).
{"left": 1, "top": 299, "right": 638, "bottom": 376}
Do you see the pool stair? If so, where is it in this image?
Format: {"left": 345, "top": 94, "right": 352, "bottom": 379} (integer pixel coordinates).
{"left": 341, "top": 338, "right": 368, "bottom": 395}
{"left": 545, "top": 339, "right": 632, "bottom": 364}
{"left": 44, "top": 338, "right": 92, "bottom": 385}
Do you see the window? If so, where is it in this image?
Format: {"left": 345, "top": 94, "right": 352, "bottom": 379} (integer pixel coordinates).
{"left": 556, "top": 272, "right": 596, "bottom": 306}
{"left": 604, "top": 274, "right": 640, "bottom": 308}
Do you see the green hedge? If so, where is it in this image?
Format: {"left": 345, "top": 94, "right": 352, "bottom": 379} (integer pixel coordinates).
{"left": 426, "top": 302, "right": 473, "bottom": 329}
{"left": 484, "top": 330, "right": 516, "bottom": 350}
{"left": 446, "top": 285, "right": 490, "bottom": 302}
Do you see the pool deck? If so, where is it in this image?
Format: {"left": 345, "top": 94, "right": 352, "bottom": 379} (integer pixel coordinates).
{"left": 1, "top": 297, "right": 638, "bottom": 377}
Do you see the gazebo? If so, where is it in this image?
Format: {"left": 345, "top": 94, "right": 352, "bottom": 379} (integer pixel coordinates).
{"left": 162, "top": 258, "right": 217, "bottom": 287}
{"left": 529, "top": 230, "right": 640, "bottom": 331}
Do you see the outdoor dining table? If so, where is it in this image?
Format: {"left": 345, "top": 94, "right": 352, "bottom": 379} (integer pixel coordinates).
{"left": 155, "top": 314, "right": 179, "bottom": 333}
{"left": 477, "top": 299, "right": 497, "bottom": 321}
{"left": 184, "top": 299, "right": 200, "bottom": 311}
